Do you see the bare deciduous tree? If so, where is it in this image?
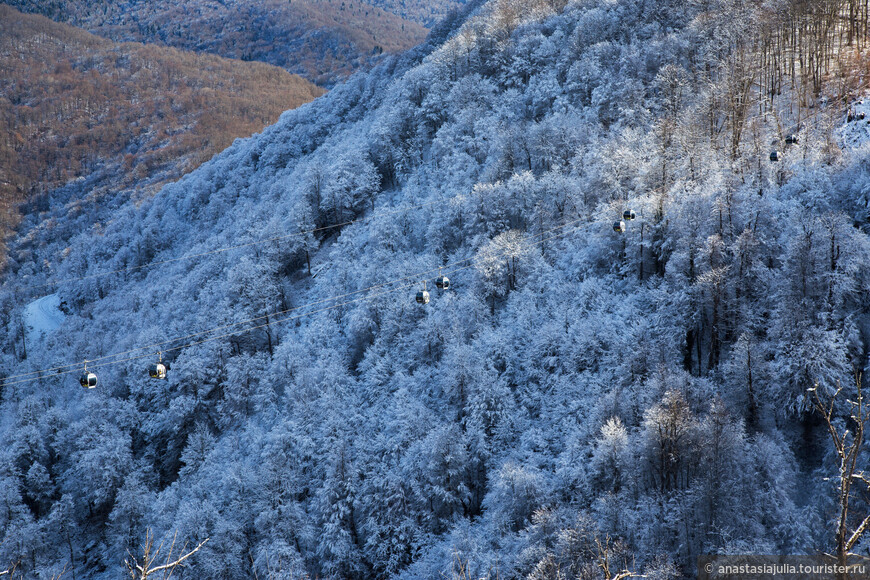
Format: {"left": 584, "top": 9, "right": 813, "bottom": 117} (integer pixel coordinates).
{"left": 125, "top": 530, "right": 208, "bottom": 580}
{"left": 594, "top": 534, "right": 642, "bottom": 580}
{"left": 810, "top": 375, "right": 870, "bottom": 579}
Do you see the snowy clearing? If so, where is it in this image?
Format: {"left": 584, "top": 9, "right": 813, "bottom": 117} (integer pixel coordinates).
{"left": 839, "top": 98, "right": 870, "bottom": 149}
{"left": 23, "top": 293, "right": 65, "bottom": 347}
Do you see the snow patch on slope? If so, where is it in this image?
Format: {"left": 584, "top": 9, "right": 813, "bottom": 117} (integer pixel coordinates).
{"left": 23, "top": 294, "right": 65, "bottom": 347}
{"left": 839, "top": 99, "right": 870, "bottom": 148}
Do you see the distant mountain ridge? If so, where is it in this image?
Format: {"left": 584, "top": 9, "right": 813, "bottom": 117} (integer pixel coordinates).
{"left": 367, "top": 0, "right": 467, "bottom": 27}
{"left": 1, "top": 0, "right": 449, "bottom": 84}
{"left": 0, "top": 4, "right": 324, "bottom": 263}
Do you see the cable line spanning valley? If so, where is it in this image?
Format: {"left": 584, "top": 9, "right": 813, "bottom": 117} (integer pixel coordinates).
{"left": 2, "top": 216, "right": 590, "bottom": 388}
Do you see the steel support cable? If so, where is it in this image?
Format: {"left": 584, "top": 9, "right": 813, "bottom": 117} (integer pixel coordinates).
{"left": 3, "top": 217, "right": 586, "bottom": 382}
{"left": 1, "top": 219, "right": 587, "bottom": 387}
{"left": 1, "top": 197, "right": 466, "bottom": 378}
{"left": 3, "top": 279, "right": 425, "bottom": 386}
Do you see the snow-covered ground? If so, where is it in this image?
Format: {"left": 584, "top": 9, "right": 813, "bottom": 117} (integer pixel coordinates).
{"left": 23, "top": 293, "right": 65, "bottom": 347}
{"left": 839, "top": 98, "right": 870, "bottom": 148}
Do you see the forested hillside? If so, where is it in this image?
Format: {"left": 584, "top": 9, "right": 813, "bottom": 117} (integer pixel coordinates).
{"left": 366, "top": 0, "right": 467, "bottom": 27}
{"left": 0, "top": 5, "right": 324, "bottom": 267}
{"left": 4, "top": 0, "right": 870, "bottom": 578}
{"left": 2, "top": 0, "right": 432, "bottom": 84}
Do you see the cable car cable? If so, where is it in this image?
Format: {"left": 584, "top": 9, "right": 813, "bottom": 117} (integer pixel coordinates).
{"left": 0, "top": 220, "right": 586, "bottom": 387}
{"left": 2, "top": 224, "right": 583, "bottom": 388}
{"left": 2, "top": 217, "right": 585, "bottom": 382}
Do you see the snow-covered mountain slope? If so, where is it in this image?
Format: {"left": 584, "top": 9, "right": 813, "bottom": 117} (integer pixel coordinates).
{"left": 3, "top": 0, "right": 870, "bottom": 578}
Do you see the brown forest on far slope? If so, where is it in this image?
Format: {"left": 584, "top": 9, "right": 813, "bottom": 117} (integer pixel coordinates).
{"left": 2, "top": 0, "right": 430, "bottom": 83}
{"left": 0, "top": 5, "right": 325, "bottom": 253}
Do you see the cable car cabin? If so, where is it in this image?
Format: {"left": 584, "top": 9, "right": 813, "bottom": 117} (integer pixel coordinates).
{"left": 148, "top": 363, "right": 167, "bottom": 380}
{"left": 785, "top": 134, "right": 798, "bottom": 145}
{"left": 435, "top": 275, "right": 450, "bottom": 290}
{"left": 79, "top": 372, "right": 97, "bottom": 389}
{"left": 770, "top": 151, "right": 781, "bottom": 162}
{"left": 613, "top": 220, "right": 626, "bottom": 233}
{"left": 416, "top": 290, "right": 430, "bottom": 305}
{"left": 623, "top": 210, "right": 636, "bottom": 221}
